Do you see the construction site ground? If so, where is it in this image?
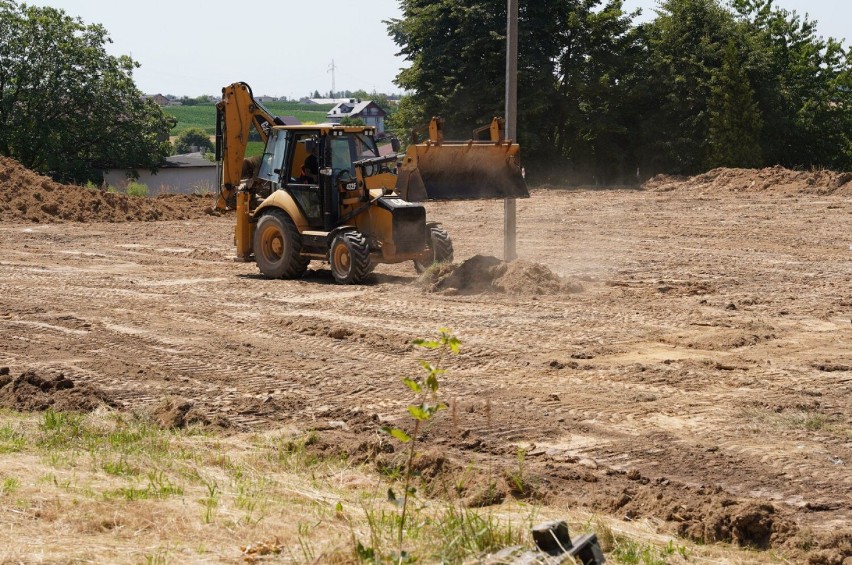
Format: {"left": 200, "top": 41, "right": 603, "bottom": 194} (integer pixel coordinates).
{"left": 0, "top": 160, "right": 850, "bottom": 563}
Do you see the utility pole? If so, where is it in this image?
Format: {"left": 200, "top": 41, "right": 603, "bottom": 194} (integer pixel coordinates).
{"left": 328, "top": 59, "right": 337, "bottom": 98}
{"left": 504, "top": 0, "right": 519, "bottom": 261}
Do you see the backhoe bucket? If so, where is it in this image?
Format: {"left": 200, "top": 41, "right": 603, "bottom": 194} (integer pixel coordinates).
{"left": 395, "top": 118, "right": 529, "bottom": 202}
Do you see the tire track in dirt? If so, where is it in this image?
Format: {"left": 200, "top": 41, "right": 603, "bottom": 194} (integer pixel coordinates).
{"left": 2, "top": 190, "right": 850, "bottom": 559}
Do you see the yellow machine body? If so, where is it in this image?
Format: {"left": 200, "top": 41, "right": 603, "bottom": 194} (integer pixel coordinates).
{"left": 215, "top": 82, "right": 527, "bottom": 283}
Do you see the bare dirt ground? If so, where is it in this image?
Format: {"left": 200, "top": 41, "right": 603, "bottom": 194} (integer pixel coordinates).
{"left": 0, "top": 160, "right": 850, "bottom": 562}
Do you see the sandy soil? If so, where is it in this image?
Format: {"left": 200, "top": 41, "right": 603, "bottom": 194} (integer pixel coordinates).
{"left": 0, "top": 160, "right": 850, "bottom": 562}
{"left": 0, "top": 156, "right": 211, "bottom": 223}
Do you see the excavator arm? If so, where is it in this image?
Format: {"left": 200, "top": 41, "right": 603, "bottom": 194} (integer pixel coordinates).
{"left": 215, "top": 82, "right": 282, "bottom": 209}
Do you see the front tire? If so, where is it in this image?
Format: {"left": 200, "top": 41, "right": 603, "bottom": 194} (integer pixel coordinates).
{"left": 329, "top": 231, "right": 371, "bottom": 284}
{"left": 414, "top": 226, "right": 454, "bottom": 273}
{"left": 253, "top": 210, "right": 309, "bottom": 279}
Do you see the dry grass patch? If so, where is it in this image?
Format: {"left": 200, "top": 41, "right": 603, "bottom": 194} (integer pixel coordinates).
{"left": 0, "top": 408, "right": 796, "bottom": 564}
{"left": 0, "top": 409, "right": 531, "bottom": 563}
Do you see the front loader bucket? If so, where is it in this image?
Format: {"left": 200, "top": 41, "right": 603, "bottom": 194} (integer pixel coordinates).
{"left": 396, "top": 141, "right": 529, "bottom": 202}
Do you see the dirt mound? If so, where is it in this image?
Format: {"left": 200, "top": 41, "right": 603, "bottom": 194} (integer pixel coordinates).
{"left": 147, "top": 397, "right": 230, "bottom": 429}
{"left": 0, "top": 156, "right": 212, "bottom": 223}
{"left": 0, "top": 368, "right": 115, "bottom": 412}
{"left": 421, "top": 255, "right": 584, "bottom": 296}
{"left": 643, "top": 166, "right": 852, "bottom": 196}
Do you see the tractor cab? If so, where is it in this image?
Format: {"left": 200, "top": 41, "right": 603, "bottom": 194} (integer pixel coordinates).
{"left": 254, "top": 125, "right": 395, "bottom": 231}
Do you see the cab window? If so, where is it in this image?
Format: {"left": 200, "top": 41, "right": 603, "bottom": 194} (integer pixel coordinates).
{"left": 330, "top": 137, "right": 353, "bottom": 179}
{"left": 289, "top": 133, "right": 319, "bottom": 183}
{"left": 257, "top": 130, "right": 289, "bottom": 183}
{"left": 329, "top": 133, "right": 380, "bottom": 179}
{"left": 354, "top": 133, "right": 380, "bottom": 158}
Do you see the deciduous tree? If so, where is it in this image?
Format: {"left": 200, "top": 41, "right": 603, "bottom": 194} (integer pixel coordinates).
{"left": 706, "top": 40, "right": 763, "bottom": 168}
{"left": 387, "top": 0, "right": 852, "bottom": 181}
{"left": 173, "top": 128, "right": 213, "bottom": 155}
{"left": 0, "top": 1, "right": 173, "bottom": 183}
{"left": 387, "top": 0, "right": 638, "bottom": 182}
{"left": 732, "top": 0, "right": 852, "bottom": 170}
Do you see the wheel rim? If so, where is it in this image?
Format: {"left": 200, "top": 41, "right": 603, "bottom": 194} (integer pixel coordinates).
{"left": 261, "top": 226, "right": 283, "bottom": 261}
{"left": 332, "top": 241, "right": 351, "bottom": 277}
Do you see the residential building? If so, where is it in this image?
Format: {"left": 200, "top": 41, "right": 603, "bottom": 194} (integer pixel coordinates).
{"left": 326, "top": 100, "right": 387, "bottom": 135}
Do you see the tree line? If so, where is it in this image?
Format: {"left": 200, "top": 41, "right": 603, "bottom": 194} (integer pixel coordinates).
{"left": 2, "top": 0, "right": 850, "bottom": 185}
{"left": 387, "top": 0, "right": 852, "bottom": 183}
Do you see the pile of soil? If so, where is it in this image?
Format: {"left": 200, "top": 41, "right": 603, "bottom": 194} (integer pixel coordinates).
{"left": 0, "top": 156, "right": 212, "bottom": 223}
{"left": 422, "top": 255, "right": 584, "bottom": 295}
{"left": 644, "top": 165, "right": 852, "bottom": 196}
{"left": 0, "top": 368, "right": 115, "bottom": 412}
{"left": 147, "top": 397, "right": 230, "bottom": 429}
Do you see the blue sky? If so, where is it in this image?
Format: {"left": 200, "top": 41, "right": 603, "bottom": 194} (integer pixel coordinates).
{"left": 24, "top": 0, "right": 850, "bottom": 97}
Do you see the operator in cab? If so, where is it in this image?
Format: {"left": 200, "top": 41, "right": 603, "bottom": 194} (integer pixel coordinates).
{"left": 300, "top": 145, "right": 319, "bottom": 183}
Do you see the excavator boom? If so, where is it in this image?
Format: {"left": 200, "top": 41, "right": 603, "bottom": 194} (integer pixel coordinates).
{"left": 215, "top": 82, "right": 282, "bottom": 209}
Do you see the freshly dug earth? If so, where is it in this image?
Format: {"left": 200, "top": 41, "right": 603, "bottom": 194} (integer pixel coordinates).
{"left": 0, "top": 156, "right": 211, "bottom": 222}
{"left": 422, "top": 254, "right": 584, "bottom": 295}
{"left": 1, "top": 162, "right": 851, "bottom": 562}
{"left": 147, "top": 396, "right": 231, "bottom": 429}
{"left": 644, "top": 165, "right": 852, "bottom": 195}
{"left": 0, "top": 368, "right": 115, "bottom": 412}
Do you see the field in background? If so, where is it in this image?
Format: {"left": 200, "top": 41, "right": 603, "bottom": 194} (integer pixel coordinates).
{"left": 165, "top": 102, "right": 335, "bottom": 137}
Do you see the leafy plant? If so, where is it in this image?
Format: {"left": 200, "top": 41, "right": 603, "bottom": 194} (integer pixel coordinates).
{"left": 0, "top": 1, "right": 173, "bottom": 184}
{"left": 382, "top": 328, "right": 460, "bottom": 563}
{"left": 200, "top": 479, "right": 218, "bottom": 523}
{"left": 1, "top": 476, "right": 19, "bottom": 495}
{"left": 172, "top": 127, "right": 213, "bottom": 155}
{"left": 126, "top": 181, "right": 149, "bottom": 197}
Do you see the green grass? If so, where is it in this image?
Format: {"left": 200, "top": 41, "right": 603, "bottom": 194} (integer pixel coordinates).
{"left": 1, "top": 476, "right": 20, "bottom": 495}
{"left": 0, "top": 424, "right": 26, "bottom": 453}
{"left": 164, "top": 102, "right": 335, "bottom": 137}
{"left": 126, "top": 181, "right": 149, "bottom": 197}
{"left": 246, "top": 140, "right": 265, "bottom": 158}
{"left": 0, "top": 408, "right": 780, "bottom": 564}
{"left": 741, "top": 407, "right": 848, "bottom": 437}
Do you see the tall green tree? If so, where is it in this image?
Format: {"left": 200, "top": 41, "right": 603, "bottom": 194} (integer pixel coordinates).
{"left": 706, "top": 40, "right": 763, "bottom": 168}
{"left": 173, "top": 128, "right": 213, "bottom": 155}
{"left": 388, "top": 0, "right": 508, "bottom": 138}
{"left": 387, "top": 0, "right": 639, "bottom": 182}
{"left": 552, "top": 0, "right": 642, "bottom": 182}
{"left": 732, "top": 0, "right": 852, "bottom": 170}
{"left": 639, "top": 0, "right": 740, "bottom": 174}
{"left": 0, "top": 1, "right": 173, "bottom": 183}
{"left": 388, "top": 0, "right": 852, "bottom": 182}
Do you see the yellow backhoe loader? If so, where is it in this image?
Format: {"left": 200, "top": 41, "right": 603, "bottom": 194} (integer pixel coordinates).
{"left": 215, "top": 82, "right": 527, "bottom": 284}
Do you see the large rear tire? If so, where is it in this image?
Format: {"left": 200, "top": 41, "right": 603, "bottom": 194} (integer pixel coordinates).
{"left": 329, "top": 231, "right": 371, "bottom": 284}
{"left": 414, "top": 226, "right": 454, "bottom": 273}
{"left": 253, "top": 210, "right": 309, "bottom": 279}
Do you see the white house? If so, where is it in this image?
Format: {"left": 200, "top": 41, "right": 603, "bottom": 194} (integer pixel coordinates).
{"left": 326, "top": 100, "right": 387, "bottom": 135}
